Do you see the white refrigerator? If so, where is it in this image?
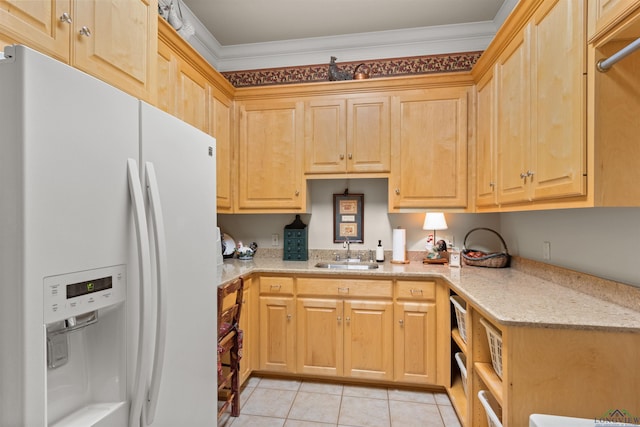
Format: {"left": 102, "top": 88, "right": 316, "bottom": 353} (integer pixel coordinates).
{"left": 0, "top": 45, "right": 218, "bottom": 427}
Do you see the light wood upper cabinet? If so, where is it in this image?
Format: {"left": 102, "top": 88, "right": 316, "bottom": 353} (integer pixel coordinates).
{"left": 304, "top": 96, "right": 390, "bottom": 175}
{"left": 210, "top": 92, "right": 233, "bottom": 213}
{"left": 304, "top": 99, "right": 346, "bottom": 174}
{"left": 475, "top": 70, "right": 498, "bottom": 208}
{"left": 156, "top": 36, "right": 176, "bottom": 115}
{"left": 73, "top": 0, "right": 156, "bottom": 101}
{"left": 496, "top": 0, "right": 586, "bottom": 206}
{"left": 495, "top": 25, "right": 531, "bottom": 205}
{"left": 175, "top": 56, "right": 208, "bottom": 132}
{"left": 236, "top": 100, "right": 306, "bottom": 212}
{"left": 0, "top": 0, "right": 156, "bottom": 101}
{"left": 529, "top": 0, "right": 586, "bottom": 202}
{"left": 389, "top": 87, "right": 469, "bottom": 210}
{"left": 588, "top": 0, "right": 640, "bottom": 40}
{"left": 0, "top": 0, "right": 70, "bottom": 60}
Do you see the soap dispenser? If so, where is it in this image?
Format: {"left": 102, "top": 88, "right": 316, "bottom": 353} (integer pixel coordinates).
{"left": 376, "top": 240, "right": 385, "bottom": 262}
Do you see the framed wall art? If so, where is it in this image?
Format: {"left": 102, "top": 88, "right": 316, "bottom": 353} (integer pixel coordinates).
{"left": 333, "top": 192, "right": 364, "bottom": 243}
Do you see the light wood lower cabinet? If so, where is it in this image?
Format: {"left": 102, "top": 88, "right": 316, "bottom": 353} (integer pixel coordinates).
{"left": 238, "top": 277, "right": 254, "bottom": 385}
{"left": 394, "top": 301, "right": 437, "bottom": 384}
{"left": 297, "top": 297, "right": 396, "bottom": 381}
{"left": 296, "top": 298, "right": 343, "bottom": 377}
{"left": 449, "top": 291, "right": 640, "bottom": 427}
{"left": 296, "top": 277, "right": 394, "bottom": 381}
{"left": 344, "top": 299, "right": 393, "bottom": 380}
{"left": 257, "top": 275, "right": 445, "bottom": 387}
{"left": 259, "top": 276, "right": 296, "bottom": 373}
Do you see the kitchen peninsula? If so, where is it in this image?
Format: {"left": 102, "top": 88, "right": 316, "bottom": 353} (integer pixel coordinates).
{"left": 218, "top": 255, "right": 640, "bottom": 427}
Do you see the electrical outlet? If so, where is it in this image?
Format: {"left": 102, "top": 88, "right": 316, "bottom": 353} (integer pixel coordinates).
{"left": 543, "top": 241, "right": 551, "bottom": 260}
{"left": 272, "top": 233, "right": 279, "bottom": 246}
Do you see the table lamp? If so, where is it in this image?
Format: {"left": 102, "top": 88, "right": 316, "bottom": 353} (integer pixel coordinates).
{"left": 423, "top": 212, "right": 448, "bottom": 253}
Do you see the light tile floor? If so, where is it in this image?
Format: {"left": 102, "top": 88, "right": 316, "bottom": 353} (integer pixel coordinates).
{"left": 219, "top": 377, "right": 462, "bottom": 427}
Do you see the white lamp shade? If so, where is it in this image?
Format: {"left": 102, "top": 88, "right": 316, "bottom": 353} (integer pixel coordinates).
{"left": 423, "top": 212, "right": 448, "bottom": 231}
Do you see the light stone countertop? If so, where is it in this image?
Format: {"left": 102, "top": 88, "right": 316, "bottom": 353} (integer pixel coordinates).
{"left": 217, "top": 257, "right": 640, "bottom": 333}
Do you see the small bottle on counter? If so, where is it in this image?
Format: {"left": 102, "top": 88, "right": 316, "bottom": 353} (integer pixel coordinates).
{"left": 376, "top": 240, "right": 385, "bottom": 262}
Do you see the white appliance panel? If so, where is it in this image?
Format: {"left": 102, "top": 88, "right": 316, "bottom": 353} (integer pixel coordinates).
{"left": 0, "top": 45, "right": 139, "bottom": 426}
{"left": 139, "top": 102, "right": 218, "bottom": 426}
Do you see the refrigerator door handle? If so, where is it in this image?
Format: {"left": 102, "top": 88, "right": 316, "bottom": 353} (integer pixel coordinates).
{"left": 143, "top": 162, "right": 168, "bottom": 425}
{"left": 127, "top": 159, "right": 153, "bottom": 427}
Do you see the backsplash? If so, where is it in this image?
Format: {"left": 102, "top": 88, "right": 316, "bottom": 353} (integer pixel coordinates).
{"left": 222, "top": 51, "right": 483, "bottom": 87}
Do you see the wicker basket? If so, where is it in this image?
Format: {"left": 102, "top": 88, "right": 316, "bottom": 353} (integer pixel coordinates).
{"left": 461, "top": 228, "right": 510, "bottom": 268}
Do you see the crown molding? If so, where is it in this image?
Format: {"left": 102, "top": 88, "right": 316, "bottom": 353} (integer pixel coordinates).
{"left": 178, "top": 0, "right": 518, "bottom": 72}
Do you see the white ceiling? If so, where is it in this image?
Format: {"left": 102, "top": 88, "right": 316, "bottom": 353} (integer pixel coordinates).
{"left": 177, "top": 0, "right": 518, "bottom": 71}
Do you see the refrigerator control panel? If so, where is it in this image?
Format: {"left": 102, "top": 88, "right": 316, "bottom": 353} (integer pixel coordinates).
{"left": 43, "top": 265, "right": 126, "bottom": 324}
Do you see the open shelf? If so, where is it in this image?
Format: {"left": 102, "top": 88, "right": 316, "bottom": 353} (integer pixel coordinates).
{"left": 474, "top": 362, "right": 503, "bottom": 405}
{"left": 451, "top": 327, "right": 467, "bottom": 354}
{"left": 447, "top": 374, "right": 468, "bottom": 427}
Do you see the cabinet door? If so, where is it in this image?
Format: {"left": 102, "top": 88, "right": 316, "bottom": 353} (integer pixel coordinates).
{"left": 259, "top": 296, "right": 295, "bottom": 373}
{"left": 237, "top": 101, "right": 305, "bottom": 211}
{"left": 496, "top": 26, "right": 531, "bottom": 205}
{"left": 296, "top": 298, "right": 343, "bottom": 377}
{"left": 347, "top": 96, "right": 391, "bottom": 173}
{"left": 529, "top": 0, "right": 586, "bottom": 201}
{"left": 304, "top": 99, "right": 346, "bottom": 174}
{"left": 475, "top": 70, "right": 498, "bottom": 208}
{"left": 238, "top": 282, "right": 251, "bottom": 384}
{"left": 175, "top": 58, "right": 208, "bottom": 132}
{"left": 588, "top": 0, "right": 639, "bottom": 39}
{"left": 0, "top": 0, "right": 70, "bottom": 61}
{"left": 394, "top": 301, "right": 437, "bottom": 384}
{"left": 344, "top": 300, "right": 393, "bottom": 380}
{"left": 390, "top": 87, "right": 468, "bottom": 210}
{"left": 210, "top": 93, "right": 233, "bottom": 212}
{"left": 156, "top": 37, "right": 177, "bottom": 116}
{"left": 73, "top": 0, "right": 156, "bottom": 100}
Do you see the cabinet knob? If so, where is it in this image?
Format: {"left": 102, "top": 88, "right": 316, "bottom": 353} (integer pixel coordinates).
{"left": 270, "top": 284, "right": 281, "bottom": 290}
{"left": 527, "top": 170, "right": 535, "bottom": 177}
{"left": 348, "top": 153, "right": 352, "bottom": 159}
{"left": 409, "top": 289, "right": 423, "bottom": 296}
{"left": 395, "top": 188, "right": 400, "bottom": 195}
{"left": 79, "top": 26, "right": 92, "bottom": 37}
{"left": 59, "top": 12, "right": 72, "bottom": 24}
{"left": 345, "top": 316, "right": 350, "bottom": 325}
{"left": 399, "top": 319, "right": 404, "bottom": 327}
{"left": 287, "top": 314, "right": 292, "bottom": 321}
{"left": 520, "top": 172, "right": 528, "bottom": 179}
{"left": 338, "top": 287, "right": 349, "bottom": 294}
{"left": 489, "top": 181, "right": 496, "bottom": 188}
{"left": 337, "top": 316, "right": 342, "bottom": 323}
{"left": 339, "top": 154, "right": 345, "bottom": 160}
{"left": 295, "top": 190, "right": 299, "bottom": 196}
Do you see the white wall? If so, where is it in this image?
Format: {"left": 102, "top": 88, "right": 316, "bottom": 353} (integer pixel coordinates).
{"left": 500, "top": 208, "right": 640, "bottom": 287}
{"left": 218, "top": 178, "right": 499, "bottom": 253}
{"left": 218, "top": 179, "right": 640, "bottom": 287}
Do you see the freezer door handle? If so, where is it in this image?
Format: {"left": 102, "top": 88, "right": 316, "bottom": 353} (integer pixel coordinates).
{"left": 144, "top": 162, "right": 168, "bottom": 425}
{"left": 127, "top": 159, "right": 153, "bottom": 427}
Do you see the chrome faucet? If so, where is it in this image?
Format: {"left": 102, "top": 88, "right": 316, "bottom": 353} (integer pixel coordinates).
{"left": 343, "top": 237, "right": 351, "bottom": 260}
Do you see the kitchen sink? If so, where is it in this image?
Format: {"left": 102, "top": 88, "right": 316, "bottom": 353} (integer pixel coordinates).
{"left": 314, "top": 261, "right": 379, "bottom": 270}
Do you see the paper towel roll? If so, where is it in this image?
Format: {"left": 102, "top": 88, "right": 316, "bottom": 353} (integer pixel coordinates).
{"left": 392, "top": 228, "right": 406, "bottom": 262}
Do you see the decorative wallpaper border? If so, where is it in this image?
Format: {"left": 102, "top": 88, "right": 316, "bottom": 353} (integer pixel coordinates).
{"left": 222, "top": 51, "right": 483, "bottom": 88}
